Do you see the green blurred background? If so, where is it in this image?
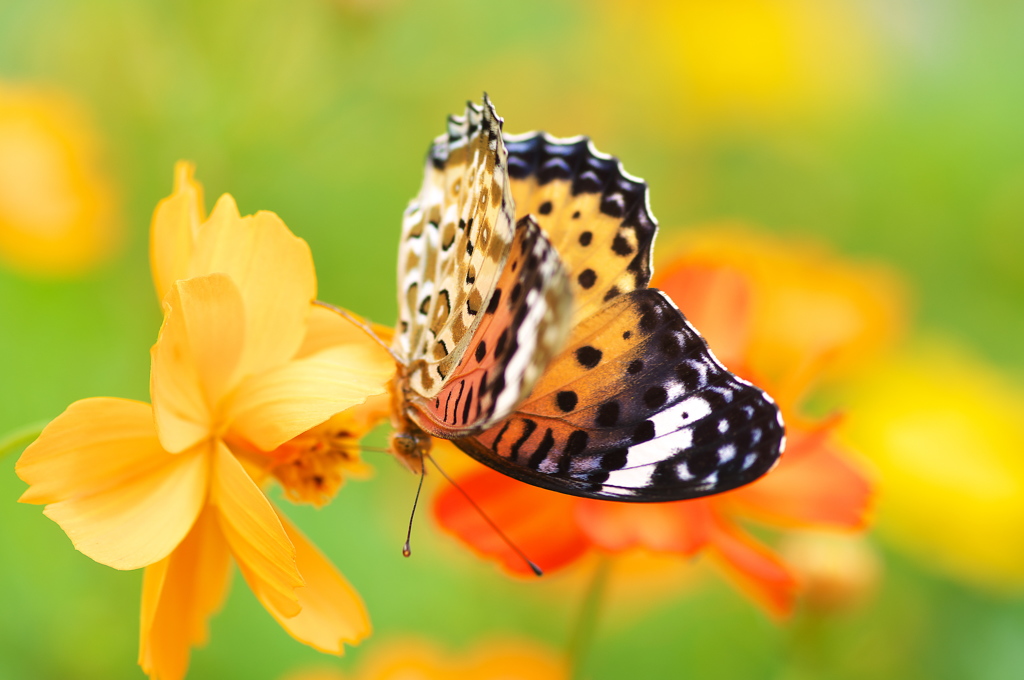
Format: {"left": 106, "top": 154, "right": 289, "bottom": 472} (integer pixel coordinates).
{"left": 1, "top": 0, "right": 1023, "bottom": 678}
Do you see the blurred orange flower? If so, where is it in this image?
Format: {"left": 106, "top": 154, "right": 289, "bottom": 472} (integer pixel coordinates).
{"left": 0, "top": 83, "right": 118, "bottom": 276}
{"left": 17, "top": 166, "right": 394, "bottom": 680}
{"left": 281, "top": 637, "right": 565, "bottom": 680}
{"left": 434, "top": 227, "right": 889, "bottom": 616}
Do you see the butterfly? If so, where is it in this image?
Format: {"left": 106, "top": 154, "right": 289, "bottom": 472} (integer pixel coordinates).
{"left": 389, "top": 96, "right": 784, "bottom": 502}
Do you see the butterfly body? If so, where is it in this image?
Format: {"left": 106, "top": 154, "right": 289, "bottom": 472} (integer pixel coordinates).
{"left": 392, "top": 97, "right": 784, "bottom": 501}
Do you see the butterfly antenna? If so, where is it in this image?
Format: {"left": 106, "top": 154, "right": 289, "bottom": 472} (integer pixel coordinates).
{"left": 426, "top": 453, "right": 543, "bottom": 577}
{"left": 402, "top": 450, "right": 426, "bottom": 558}
{"left": 313, "top": 299, "right": 404, "bottom": 364}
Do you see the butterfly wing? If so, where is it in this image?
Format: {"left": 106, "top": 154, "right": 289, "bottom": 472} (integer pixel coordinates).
{"left": 397, "top": 98, "right": 573, "bottom": 437}
{"left": 452, "top": 132, "right": 785, "bottom": 501}
{"left": 395, "top": 98, "right": 518, "bottom": 398}
{"left": 408, "top": 215, "right": 572, "bottom": 438}
{"left": 503, "top": 133, "right": 656, "bottom": 324}
{"left": 455, "top": 289, "right": 784, "bottom": 500}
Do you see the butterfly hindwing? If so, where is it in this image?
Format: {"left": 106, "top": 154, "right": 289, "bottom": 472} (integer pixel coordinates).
{"left": 453, "top": 289, "right": 784, "bottom": 500}
{"left": 408, "top": 216, "right": 572, "bottom": 438}
{"left": 396, "top": 99, "right": 517, "bottom": 398}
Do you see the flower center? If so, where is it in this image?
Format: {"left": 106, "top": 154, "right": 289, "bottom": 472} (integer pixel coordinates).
{"left": 267, "top": 426, "right": 369, "bottom": 507}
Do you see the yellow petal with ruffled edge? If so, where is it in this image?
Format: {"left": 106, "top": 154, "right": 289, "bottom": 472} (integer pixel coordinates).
{"left": 189, "top": 200, "right": 316, "bottom": 379}
{"left": 210, "top": 440, "right": 303, "bottom": 617}
{"left": 150, "top": 161, "right": 205, "bottom": 303}
{"left": 263, "top": 514, "right": 370, "bottom": 654}
{"left": 225, "top": 344, "right": 393, "bottom": 452}
{"left": 139, "top": 506, "right": 232, "bottom": 680}
{"left": 151, "top": 274, "right": 245, "bottom": 453}
{"left": 16, "top": 398, "right": 208, "bottom": 570}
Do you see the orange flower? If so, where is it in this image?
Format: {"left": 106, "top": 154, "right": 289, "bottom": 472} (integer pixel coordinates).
{"left": 281, "top": 637, "right": 565, "bottom": 680}
{"left": 434, "top": 228, "right": 886, "bottom": 616}
{"left": 17, "top": 165, "right": 394, "bottom": 680}
{"left": 0, "top": 82, "right": 119, "bottom": 276}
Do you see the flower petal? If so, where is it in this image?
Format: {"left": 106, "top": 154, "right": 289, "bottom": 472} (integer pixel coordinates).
{"left": 262, "top": 514, "right": 370, "bottom": 654}
{"left": 139, "top": 506, "right": 232, "bottom": 680}
{"left": 150, "top": 161, "right": 205, "bottom": 303}
{"left": 432, "top": 465, "right": 592, "bottom": 575}
{"left": 574, "top": 499, "right": 714, "bottom": 555}
{"left": 297, "top": 303, "right": 395, "bottom": 360}
{"left": 706, "top": 516, "right": 797, "bottom": 618}
{"left": 189, "top": 203, "right": 316, "bottom": 378}
{"left": 728, "top": 434, "right": 873, "bottom": 530}
{"left": 151, "top": 274, "right": 245, "bottom": 453}
{"left": 17, "top": 398, "right": 208, "bottom": 570}
{"left": 225, "top": 344, "right": 393, "bottom": 452}
{"left": 18, "top": 398, "right": 168, "bottom": 504}
{"left": 211, "top": 440, "right": 302, "bottom": 617}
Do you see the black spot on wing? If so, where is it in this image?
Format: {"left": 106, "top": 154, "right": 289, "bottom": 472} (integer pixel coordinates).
{"left": 575, "top": 346, "right": 602, "bottom": 368}
{"left": 527, "top": 428, "right": 556, "bottom": 470}
{"left": 486, "top": 289, "right": 502, "bottom": 314}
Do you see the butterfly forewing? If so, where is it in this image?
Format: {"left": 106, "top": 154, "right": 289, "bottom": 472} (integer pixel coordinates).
{"left": 408, "top": 216, "right": 572, "bottom": 438}
{"left": 396, "top": 99, "right": 518, "bottom": 397}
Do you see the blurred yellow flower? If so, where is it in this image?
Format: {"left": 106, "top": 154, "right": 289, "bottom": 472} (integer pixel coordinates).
{"left": 281, "top": 637, "right": 566, "bottom": 680}
{"left": 0, "top": 83, "right": 118, "bottom": 275}
{"left": 840, "top": 342, "right": 1024, "bottom": 589}
{"left": 17, "top": 166, "right": 395, "bottom": 680}
{"left": 600, "top": 0, "right": 878, "bottom": 128}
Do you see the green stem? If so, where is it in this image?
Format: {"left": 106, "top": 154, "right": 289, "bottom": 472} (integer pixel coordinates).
{"left": 568, "top": 555, "right": 613, "bottom": 680}
{"left": 0, "top": 420, "right": 48, "bottom": 459}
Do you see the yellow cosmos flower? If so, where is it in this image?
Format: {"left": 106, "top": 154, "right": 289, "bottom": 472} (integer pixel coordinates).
{"left": 599, "top": 0, "right": 878, "bottom": 127}
{"left": 0, "top": 83, "right": 118, "bottom": 275}
{"left": 840, "top": 341, "right": 1024, "bottom": 589}
{"left": 17, "top": 164, "right": 394, "bottom": 680}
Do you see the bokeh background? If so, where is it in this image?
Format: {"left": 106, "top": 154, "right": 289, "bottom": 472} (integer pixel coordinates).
{"left": 2, "top": 0, "right": 1023, "bottom": 678}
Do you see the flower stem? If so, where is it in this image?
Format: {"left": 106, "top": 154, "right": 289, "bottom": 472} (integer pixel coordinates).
{"left": 0, "top": 421, "right": 47, "bottom": 459}
{"left": 568, "top": 555, "right": 612, "bottom": 680}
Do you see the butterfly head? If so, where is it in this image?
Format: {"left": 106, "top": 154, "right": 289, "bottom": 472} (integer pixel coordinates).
{"left": 389, "top": 369, "right": 432, "bottom": 474}
{"left": 389, "top": 428, "right": 430, "bottom": 474}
